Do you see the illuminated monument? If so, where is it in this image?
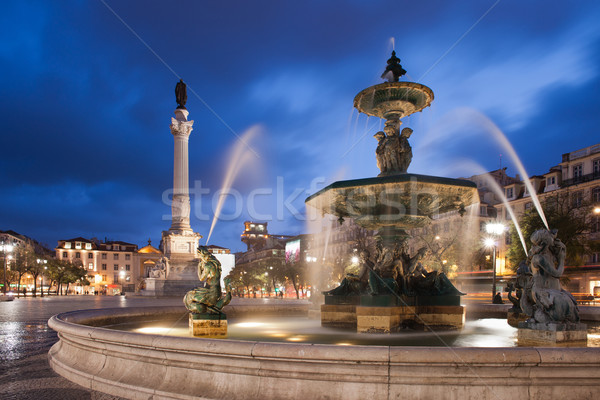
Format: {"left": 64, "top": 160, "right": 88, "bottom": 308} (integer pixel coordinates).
{"left": 144, "top": 80, "right": 202, "bottom": 296}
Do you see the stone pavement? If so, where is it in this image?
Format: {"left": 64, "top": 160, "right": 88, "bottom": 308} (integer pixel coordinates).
{"left": 0, "top": 295, "right": 311, "bottom": 399}
{"left": 0, "top": 295, "right": 182, "bottom": 399}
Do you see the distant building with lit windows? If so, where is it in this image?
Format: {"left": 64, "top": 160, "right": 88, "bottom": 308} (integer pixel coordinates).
{"left": 55, "top": 238, "right": 139, "bottom": 295}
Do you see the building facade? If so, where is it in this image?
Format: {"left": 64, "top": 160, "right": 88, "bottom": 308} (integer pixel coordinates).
{"left": 494, "top": 143, "right": 600, "bottom": 295}
{"left": 55, "top": 238, "right": 139, "bottom": 295}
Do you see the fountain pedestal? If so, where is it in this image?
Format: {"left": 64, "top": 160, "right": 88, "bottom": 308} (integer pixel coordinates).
{"left": 517, "top": 322, "right": 587, "bottom": 347}
{"left": 356, "top": 306, "right": 416, "bottom": 334}
{"left": 189, "top": 313, "right": 227, "bottom": 338}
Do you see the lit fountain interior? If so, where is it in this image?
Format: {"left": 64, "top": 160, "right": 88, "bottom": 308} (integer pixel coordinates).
{"left": 48, "top": 53, "right": 600, "bottom": 400}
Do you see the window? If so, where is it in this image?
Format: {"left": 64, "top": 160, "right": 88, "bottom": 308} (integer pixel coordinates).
{"left": 114, "top": 264, "right": 119, "bottom": 271}
{"left": 114, "top": 274, "right": 119, "bottom": 283}
{"left": 101, "top": 253, "right": 107, "bottom": 260}
{"left": 102, "top": 275, "right": 107, "bottom": 282}
{"left": 572, "top": 191, "right": 583, "bottom": 207}
{"left": 592, "top": 216, "right": 599, "bottom": 233}
{"left": 85, "top": 243, "right": 92, "bottom": 250}
{"left": 594, "top": 159, "right": 600, "bottom": 174}
{"left": 126, "top": 275, "right": 131, "bottom": 282}
{"left": 88, "top": 253, "right": 93, "bottom": 259}
{"left": 592, "top": 187, "right": 600, "bottom": 203}
{"left": 75, "top": 242, "right": 82, "bottom": 249}
{"left": 75, "top": 252, "right": 81, "bottom": 259}
{"left": 573, "top": 164, "right": 583, "bottom": 178}
{"left": 88, "top": 263, "right": 94, "bottom": 270}
{"left": 125, "top": 254, "right": 131, "bottom": 260}
{"left": 480, "top": 206, "right": 487, "bottom": 216}
{"left": 113, "top": 254, "right": 119, "bottom": 260}
{"left": 125, "top": 264, "right": 130, "bottom": 271}
{"left": 506, "top": 187, "right": 513, "bottom": 198}
{"left": 591, "top": 252, "right": 600, "bottom": 264}
{"left": 64, "top": 242, "right": 71, "bottom": 249}
{"left": 546, "top": 176, "right": 555, "bottom": 186}
{"left": 102, "top": 264, "right": 107, "bottom": 270}
{"left": 62, "top": 251, "right": 68, "bottom": 258}
{"left": 113, "top": 245, "right": 120, "bottom": 251}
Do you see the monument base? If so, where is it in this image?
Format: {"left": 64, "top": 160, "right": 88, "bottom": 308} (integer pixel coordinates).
{"left": 321, "top": 304, "right": 357, "bottom": 328}
{"left": 141, "top": 279, "right": 201, "bottom": 297}
{"left": 517, "top": 322, "right": 588, "bottom": 347}
{"left": 356, "top": 306, "right": 416, "bottom": 333}
{"left": 189, "top": 313, "right": 227, "bottom": 338}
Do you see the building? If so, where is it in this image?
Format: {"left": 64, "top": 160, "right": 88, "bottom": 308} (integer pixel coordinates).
{"left": 495, "top": 143, "right": 600, "bottom": 295}
{"left": 55, "top": 238, "right": 139, "bottom": 295}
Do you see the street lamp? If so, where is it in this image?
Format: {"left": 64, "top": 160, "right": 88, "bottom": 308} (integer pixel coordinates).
{"left": 485, "top": 222, "right": 505, "bottom": 302}
{"left": 1, "top": 242, "right": 14, "bottom": 296}
{"left": 37, "top": 259, "right": 48, "bottom": 297}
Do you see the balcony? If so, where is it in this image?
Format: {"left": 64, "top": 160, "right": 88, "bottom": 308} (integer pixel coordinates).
{"left": 560, "top": 171, "right": 600, "bottom": 188}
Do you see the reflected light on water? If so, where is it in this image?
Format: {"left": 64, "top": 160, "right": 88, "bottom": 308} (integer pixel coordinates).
{"left": 235, "top": 322, "right": 266, "bottom": 328}
{"left": 136, "top": 327, "right": 172, "bottom": 334}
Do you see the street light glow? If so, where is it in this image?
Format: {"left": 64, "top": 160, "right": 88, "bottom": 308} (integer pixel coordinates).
{"left": 484, "top": 238, "right": 495, "bottom": 248}
{"left": 594, "top": 207, "right": 600, "bottom": 214}
{"left": 351, "top": 256, "right": 359, "bottom": 264}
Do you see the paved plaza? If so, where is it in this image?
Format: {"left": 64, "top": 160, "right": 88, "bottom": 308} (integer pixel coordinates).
{"left": 0, "top": 295, "right": 181, "bottom": 399}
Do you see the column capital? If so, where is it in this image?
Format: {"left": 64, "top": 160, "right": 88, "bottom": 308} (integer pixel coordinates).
{"left": 170, "top": 118, "right": 194, "bottom": 138}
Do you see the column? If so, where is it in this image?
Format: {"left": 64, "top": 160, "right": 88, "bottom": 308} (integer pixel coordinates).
{"left": 169, "top": 108, "right": 194, "bottom": 233}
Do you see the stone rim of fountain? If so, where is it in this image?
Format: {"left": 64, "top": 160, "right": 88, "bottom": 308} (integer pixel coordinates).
{"left": 48, "top": 306, "right": 600, "bottom": 400}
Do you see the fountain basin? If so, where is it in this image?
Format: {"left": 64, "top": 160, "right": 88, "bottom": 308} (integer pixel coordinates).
{"left": 49, "top": 306, "right": 600, "bottom": 400}
{"left": 353, "top": 81, "right": 434, "bottom": 119}
{"left": 305, "top": 173, "right": 478, "bottom": 229}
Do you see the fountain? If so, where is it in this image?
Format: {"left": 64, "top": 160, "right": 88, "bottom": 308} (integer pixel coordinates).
{"left": 306, "top": 52, "right": 478, "bottom": 333}
{"left": 47, "top": 55, "right": 600, "bottom": 399}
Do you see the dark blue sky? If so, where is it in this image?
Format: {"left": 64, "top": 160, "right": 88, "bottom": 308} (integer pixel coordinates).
{"left": 1, "top": 1, "right": 599, "bottom": 252}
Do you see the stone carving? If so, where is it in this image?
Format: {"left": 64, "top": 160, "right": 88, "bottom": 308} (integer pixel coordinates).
{"left": 149, "top": 256, "right": 168, "bottom": 279}
{"left": 374, "top": 121, "right": 413, "bottom": 175}
{"left": 184, "top": 247, "right": 232, "bottom": 315}
{"left": 520, "top": 229, "right": 580, "bottom": 325}
{"left": 170, "top": 117, "right": 194, "bottom": 137}
{"left": 323, "top": 237, "right": 462, "bottom": 298}
{"left": 175, "top": 79, "right": 187, "bottom": 109}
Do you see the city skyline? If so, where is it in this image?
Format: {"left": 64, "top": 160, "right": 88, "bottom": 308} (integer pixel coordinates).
{"left": 1, "top": 1, "right": 599, "bottom": 252}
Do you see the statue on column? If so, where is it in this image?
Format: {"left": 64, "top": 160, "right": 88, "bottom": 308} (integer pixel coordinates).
{"left": 175, "top": 79, "right": 187, "bottom": 109}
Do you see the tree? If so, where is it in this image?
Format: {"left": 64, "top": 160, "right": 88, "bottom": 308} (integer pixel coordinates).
{"left": 27, "top": 258, "right": 47, "bottom": 297}
{"left": 0, "top": 269, "right": 18, "bottom": 293}
{"left": 507, "top": 191, "right": 599, "bottom": 270}
{"left": 12, "top": 245, "right": 35, "bottom": 297}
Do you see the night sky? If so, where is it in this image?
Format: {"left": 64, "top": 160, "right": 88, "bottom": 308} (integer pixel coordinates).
{"left": 1, "top": 1, "right": 599, "bottom": 252}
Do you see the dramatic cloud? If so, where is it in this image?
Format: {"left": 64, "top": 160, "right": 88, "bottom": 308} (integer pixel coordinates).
{"left": 1, "top": 1, "right": 599, "bottom": 252}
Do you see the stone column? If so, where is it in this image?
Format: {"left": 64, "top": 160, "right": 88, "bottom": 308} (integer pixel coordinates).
{"left": 169, "top": 108, "right": 194, "bottom": 233}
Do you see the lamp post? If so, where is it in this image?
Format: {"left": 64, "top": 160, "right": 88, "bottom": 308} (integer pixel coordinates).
{"left": 37, "top": 259, "right": 48, "bottom": 297}
{"left": 485, "top": 222, "right": 505, "bottom": 302}
{"left": 1, "top": 242, "right": 14, "bottom": 296}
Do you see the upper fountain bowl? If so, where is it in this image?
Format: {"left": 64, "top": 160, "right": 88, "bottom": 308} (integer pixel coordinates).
{"left": 353, "top": 81, "right": 434, "bottom": 119}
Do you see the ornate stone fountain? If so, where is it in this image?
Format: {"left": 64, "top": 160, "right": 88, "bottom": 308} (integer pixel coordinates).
{"left": 306, "top": 52, "right": 479, "bottom": 332}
